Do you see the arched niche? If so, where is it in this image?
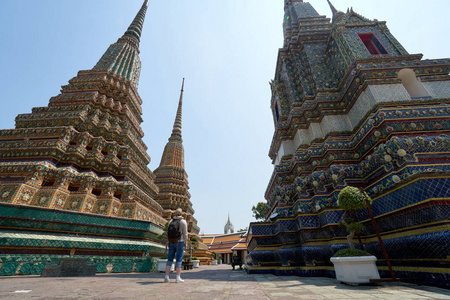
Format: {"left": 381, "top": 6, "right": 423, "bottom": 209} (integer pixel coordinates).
{"left": 398, "top": 68, "right": 431, "bottom": 99}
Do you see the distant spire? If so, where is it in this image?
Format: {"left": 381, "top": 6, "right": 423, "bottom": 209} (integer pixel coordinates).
{"left": 169, "top": 78, "right": 184, "bottom": 142}
{"left": 156, "top": 79, "right": 186, "bottom": 169}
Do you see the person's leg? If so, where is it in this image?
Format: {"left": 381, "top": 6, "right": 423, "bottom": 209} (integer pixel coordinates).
{"left": 165, "top": 243, "right": 176, "bottom": 281}
{"left": 175, "top": 241, "right": 185, "bottom": 282}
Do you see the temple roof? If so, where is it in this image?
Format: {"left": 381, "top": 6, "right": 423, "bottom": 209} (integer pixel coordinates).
{"left": 202, "top": 232, "right": 247, "bottom": 254}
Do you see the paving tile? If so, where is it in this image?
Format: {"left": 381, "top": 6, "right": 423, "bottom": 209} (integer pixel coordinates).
{"left": 0, "top": 264, "right": 449, "bottom": 299}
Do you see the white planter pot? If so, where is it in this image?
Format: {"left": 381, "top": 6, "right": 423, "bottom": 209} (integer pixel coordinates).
{"left": 157, "top": 259, "right": 175, "bottom": 272}
{"left": 192, "top": 260, "right": 200, "bottom": 268}
{"left": 211, "top": 260, "right": 218, "bottom": 265}
{"left": 330, "top": 256, "right": 380, "bottom": 285}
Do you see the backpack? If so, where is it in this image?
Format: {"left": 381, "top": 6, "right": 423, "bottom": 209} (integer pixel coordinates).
{"left": 167, "top": 218, "right": 182, "bottom": 243}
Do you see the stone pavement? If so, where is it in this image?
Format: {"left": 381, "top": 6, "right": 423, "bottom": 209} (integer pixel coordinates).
{"left": 0, "top": 264, "right": 449, "bottom": 300}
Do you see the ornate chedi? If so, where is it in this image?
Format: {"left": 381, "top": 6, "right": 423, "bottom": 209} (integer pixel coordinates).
{"left": 154, "top": 79, "right": 200, "bottom": 235}
{"left": 224, "top": 214, "right": 234, "bottom": 234}
{"left": 247, "top": 0, "right": 450, "bottom": 288}
{"left": 0, "top": 0, "right": 178, "bottom": 275}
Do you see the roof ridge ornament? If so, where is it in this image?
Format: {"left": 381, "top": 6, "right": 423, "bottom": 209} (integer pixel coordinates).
{"left": 327, "top": 0, "right": 345, "bottom": 23}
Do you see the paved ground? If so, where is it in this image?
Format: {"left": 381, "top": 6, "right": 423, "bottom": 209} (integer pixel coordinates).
{"left": 0, "top": 264, "right": 449, "bottom": 300}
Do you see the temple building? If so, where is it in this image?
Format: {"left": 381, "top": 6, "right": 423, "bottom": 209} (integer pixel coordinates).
{"left": 203, "top": 231, "right": 248, "bottom": 265}
{"left": 247, "top": 0, "right": 450, "bottom": 288}
{"left": 0, "top": 0, "right": 199, "bottom": 275}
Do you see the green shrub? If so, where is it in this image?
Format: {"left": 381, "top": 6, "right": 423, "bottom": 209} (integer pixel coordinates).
{"left": 337, "top": 186, "right": 373, "bottom": 251}
{"left": 347, "top": 222, "right": 363, "bottom": 235}
{"left": 333, "top": 248, "right": 372, "bottom": 257}
{"left": 337, "top": 186, "right": 371, "bottom": 211}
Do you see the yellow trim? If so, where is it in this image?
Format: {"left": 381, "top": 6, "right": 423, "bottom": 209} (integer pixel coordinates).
{"left": 374, "top": 198, "right": 449, "bottom": 219}
{"left": 370, "top": 172, "right": 450, "bottom": 202}
{"left": 250, "top": 198, "right": 448, "bottom": 238}
{"left": 252, "top": 223, "right": 449, "bottom": 249}
{"left": 271, "top": 170, "right": 450, "bottom": 215}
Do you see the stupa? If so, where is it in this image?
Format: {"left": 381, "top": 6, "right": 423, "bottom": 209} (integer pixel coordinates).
{"left": 0, "top": 0, "right": 198, "bottom": 275}
{"left": 247, "top": 0, "right": 450, "bottom": 288}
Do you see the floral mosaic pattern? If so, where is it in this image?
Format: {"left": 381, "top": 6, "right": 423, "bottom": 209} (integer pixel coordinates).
{"left": 31, "top": 191, "right": 53, "bottom": 208}
{"left": 120, "top": 204, "right": 135, "bottom": 218}
{"left": 0, "top": 186, "right": 18, "bottom": 203}
{"left": 15, "top": 187, "right": 36, "bottom": 205}
{"left": 83, "top": 197, "right": 96, "bottom": 213}
{"left": 95, "top": 200, "right": 111, "bottom": 216}
{"left": 65, "top": 196, "right": 83, "bottom": 212}
{"left": 52, "top": 192, "right": 68, "bottom": 210}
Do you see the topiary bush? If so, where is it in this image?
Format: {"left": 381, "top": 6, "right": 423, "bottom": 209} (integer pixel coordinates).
{"left": 336, "top": 186, "right": 372, "bottom": 253}
{"left": 337, "top": 186, "right": 371, "bottom": 211}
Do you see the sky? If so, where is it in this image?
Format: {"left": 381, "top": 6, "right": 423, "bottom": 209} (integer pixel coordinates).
{"left": 0, "top": 0, "right": 448, "bottom": 234}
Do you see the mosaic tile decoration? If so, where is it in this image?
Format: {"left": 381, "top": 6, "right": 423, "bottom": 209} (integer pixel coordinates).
{"left": 0, "top": 203, "right": 163, "bottom": 239}
{"left": 0, "top": 231, "right": 165, "bottom": 254}
{"left": 0, "top": 255, "right": 159, "bottom": 276}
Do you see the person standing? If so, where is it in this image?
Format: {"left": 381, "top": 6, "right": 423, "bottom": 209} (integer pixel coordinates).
{"left": 164, "top": 208, "right": 188, "bottom": 283}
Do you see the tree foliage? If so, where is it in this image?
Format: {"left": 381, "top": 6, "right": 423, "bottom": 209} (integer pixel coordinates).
{"left": 337, "top": 186, "right": 371, "bottom": 211}
{"left": 157, "top": 221, "right": 170, "bottom": 242}
{"left": 252, "top": 202, "right": 267, "bottom": 220}
{"left": 337, "top": 186, "right": 372, "bottom": 250}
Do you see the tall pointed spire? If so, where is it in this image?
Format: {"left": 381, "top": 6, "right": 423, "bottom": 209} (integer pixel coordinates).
{"left": 154, "top": 79, "right": 198, "bottom": 234}
{"left": 157, "top": 78, "right": 186, "bottom": 169}
{"left": 169, "top": 78, "right": 184, "bottom": 142}
{"left": 122, "top": 0, "right": 150, "bottom": 44}
{"left": 93, "top": 0, "right": 150, "bottom": 88}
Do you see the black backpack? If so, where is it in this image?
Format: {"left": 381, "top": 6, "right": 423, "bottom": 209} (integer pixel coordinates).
{"left": 167, "top": 218, "right": 181, "bottom": 243}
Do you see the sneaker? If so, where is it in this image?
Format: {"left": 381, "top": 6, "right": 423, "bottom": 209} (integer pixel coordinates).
{"left": 164, "top": 278, "right": 169, "bottom": 283}
{"left": 176, "top": 278, "right": 184, "bottom": 283}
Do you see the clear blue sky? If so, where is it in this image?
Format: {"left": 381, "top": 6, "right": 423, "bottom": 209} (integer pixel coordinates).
{"left": 0, "top": 0, "right": 448, "bottom": 234}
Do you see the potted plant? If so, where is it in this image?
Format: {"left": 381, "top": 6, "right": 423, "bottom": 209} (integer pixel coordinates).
{"left": 211, "top": 251, "right": 218, "bottom": 265}
{"left": 191, "top": 256, "right": 200, "bottom": 268}
{"left": 330, "top": 186, "right": 380, "bottom": 285}
{"left": 190, "top": 235, "right": 198, "bottom": 250}
{"left": 157, "top": 255, "right": 175, "bottom": 272}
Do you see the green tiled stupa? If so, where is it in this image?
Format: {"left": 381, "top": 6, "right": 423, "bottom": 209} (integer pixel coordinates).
{"left": 0, "top": 0, "right": 189, "bottom": 275}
